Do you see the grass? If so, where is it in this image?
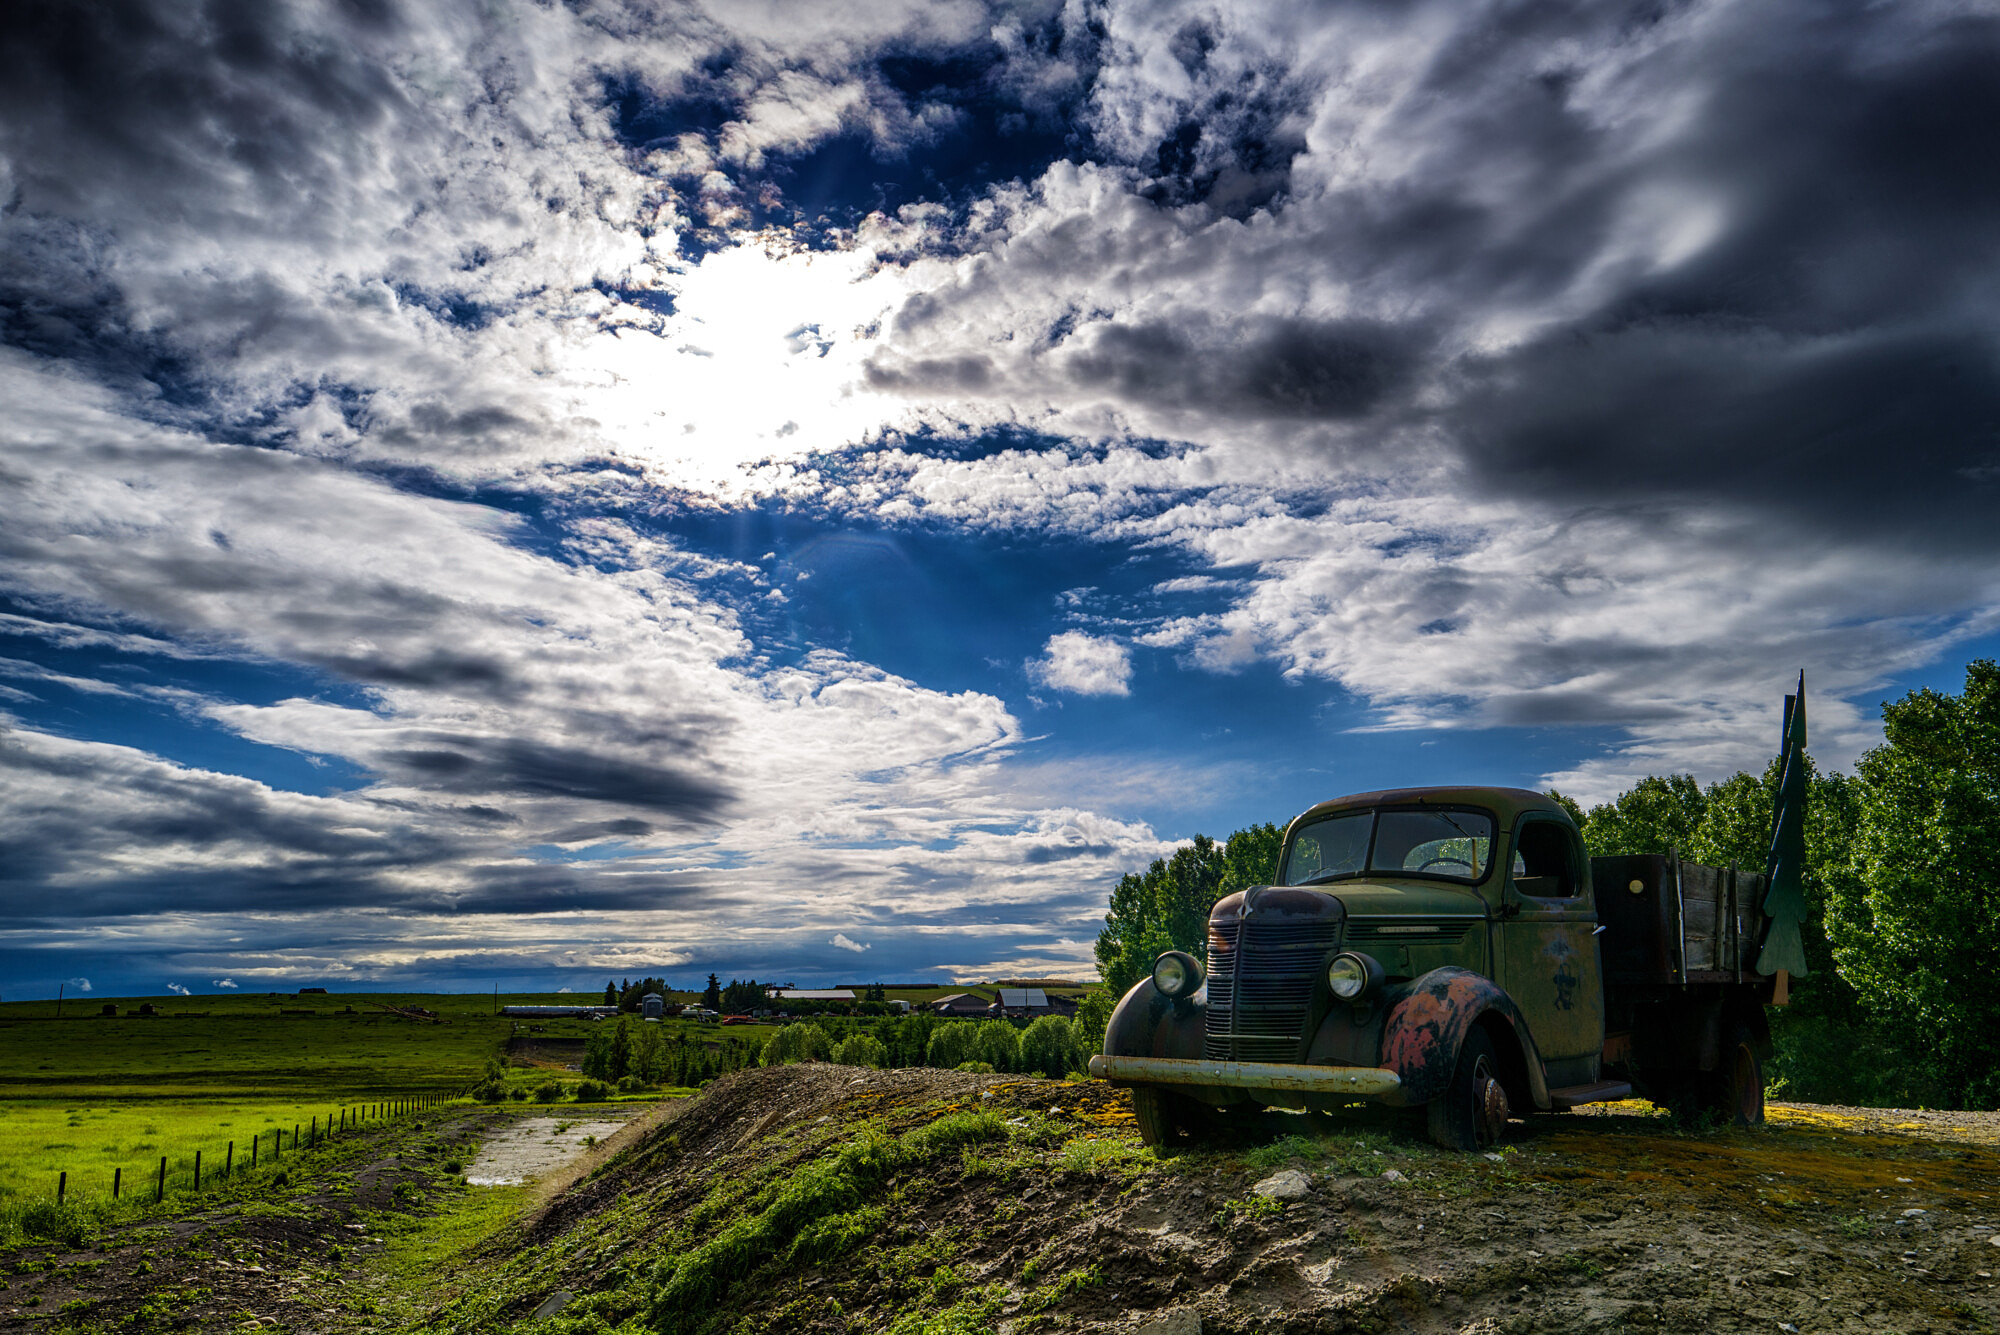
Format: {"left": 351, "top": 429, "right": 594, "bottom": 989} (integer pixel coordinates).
{"left": 0, "top": 991, "right": 698, "bottom": 1212}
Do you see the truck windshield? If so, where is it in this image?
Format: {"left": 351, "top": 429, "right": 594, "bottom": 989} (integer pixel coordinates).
{"left": 1280, "top": 808, "right": 1496, "bottom": 885}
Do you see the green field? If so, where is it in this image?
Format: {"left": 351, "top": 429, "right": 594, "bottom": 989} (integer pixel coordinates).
{"left": 0, "top": 991, "right": 613, "bottom": 1209}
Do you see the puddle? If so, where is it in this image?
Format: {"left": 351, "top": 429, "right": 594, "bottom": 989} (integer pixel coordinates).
{"left": 464, "top": 1117, "right": 633, "bottom": 1186}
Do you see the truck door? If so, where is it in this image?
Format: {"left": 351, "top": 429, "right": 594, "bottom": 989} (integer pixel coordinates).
{"left": 1498, "top": 816, "right": 1604, "bottom": 1086}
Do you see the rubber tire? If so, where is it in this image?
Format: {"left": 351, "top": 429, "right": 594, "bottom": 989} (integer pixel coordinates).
{"left": 1131, "top": 1085, "right": 1207, "bottom": 1153}
{"left": 1427, "top": 1027, "right": 1512, "bottom": 1152}
{"left": 1707, "top": 1021, "right": 1765, "bottom": 1128}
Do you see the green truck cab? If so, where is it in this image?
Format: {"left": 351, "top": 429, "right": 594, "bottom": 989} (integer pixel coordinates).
{"left": 1089, "top": 786, "right": 1779, "bottom": 1150}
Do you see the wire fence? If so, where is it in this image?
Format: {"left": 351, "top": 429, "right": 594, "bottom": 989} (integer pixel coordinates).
{"left": 46, "top": 1093, "right": 452, "bottom": 1206}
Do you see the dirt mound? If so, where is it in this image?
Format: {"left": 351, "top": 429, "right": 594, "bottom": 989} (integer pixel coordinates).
{"left": 444, "top": 1069, "right": 2000, "bottom": 1335}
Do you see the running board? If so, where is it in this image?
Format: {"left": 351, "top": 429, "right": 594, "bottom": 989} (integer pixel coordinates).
{"left": 1548, "top": 1080, "right": 1634, "bottom": 1108}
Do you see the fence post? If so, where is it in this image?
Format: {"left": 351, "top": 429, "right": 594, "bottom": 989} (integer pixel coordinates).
{"left": 194, "top": 1150, "right": 201, "bottom": 1191}
{"left": 294, "top": 1123, "right": 300, "bottom": 1149}
{"left": 310, "top": 1116, "right": 317, "bottom": 1145}
{"left": 226, "top": 1141, "right": 233, "bottom": 1177}
{"left": 58, "top": 1171, "right": 65, "bottom": 1204}
{"left": 157, "top": 1156, "right": 166, "bottom": 1202}
{"left": 251, "top": 1135, "right": 258, "bottom": 1169}
{"left": 114, "top": 1167, "right": 121, "bottom": 1200}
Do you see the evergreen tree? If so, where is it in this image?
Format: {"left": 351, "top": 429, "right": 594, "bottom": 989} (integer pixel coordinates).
{"left": 603, "top": 980, "right": 617, "bottom": 1007}
{"left": 702, "top": 974, "right": 721, "bottom": 1010}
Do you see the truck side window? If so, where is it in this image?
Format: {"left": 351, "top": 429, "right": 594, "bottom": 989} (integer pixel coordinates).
{"left": 1512, "top": 820, "right": 1576, "bottom": 899}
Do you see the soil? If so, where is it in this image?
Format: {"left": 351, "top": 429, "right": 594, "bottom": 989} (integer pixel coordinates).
{"left": 5, "top": 1072, "right": 1997, "bottom": 1334}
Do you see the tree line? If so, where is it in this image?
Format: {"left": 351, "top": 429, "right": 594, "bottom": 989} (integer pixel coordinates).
{"left": 1085, "top": 661, "right": 2000, "bottom": 1110}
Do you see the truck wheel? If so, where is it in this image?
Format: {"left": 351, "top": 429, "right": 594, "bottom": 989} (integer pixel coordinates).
{"left": 1131, "top": 1086, "right": 1203, "bottom": 1152}
{"left": 1428, "top": 1027, "right": 1510, "bottom": 1151}
{"left": 1711, "top": 1022, "right": 1765, "bottom": 1128}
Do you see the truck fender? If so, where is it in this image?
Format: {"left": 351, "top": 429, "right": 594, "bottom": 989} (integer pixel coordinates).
{"left": 1101, "top": 976, "right": 1204, "bottom": 1063}
{"left": 1379, "top": 967, "right": 1551, "bottom": 1110}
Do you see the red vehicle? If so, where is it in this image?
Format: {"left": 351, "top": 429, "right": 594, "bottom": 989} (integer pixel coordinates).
{"left": 719, "top": 1014, "right": 756, "bottom": 1026}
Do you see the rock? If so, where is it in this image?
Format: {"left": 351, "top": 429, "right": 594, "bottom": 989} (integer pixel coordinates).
{"left": 1253, "top": 1170, "right": 1313, "bottom": 1201}
{"left": 1381, "top": 1169, "right": 1408, "bottom": 1183}
{"left": 533, "top": 1291, "right": 574, "bottom": 1319}
{"left": 1134, "top": 1308, "right": 1202, "bottom": 1335}
{"left": 1901, "top": 1209, "right": 1928, "bottom": 1218}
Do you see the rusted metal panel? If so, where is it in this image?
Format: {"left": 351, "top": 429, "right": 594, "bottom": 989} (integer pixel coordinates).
{"left": 1088, "top": 1054, "right": 1401, "bottom": 1095}
{"left": 1101, "top": 976, "right": 1204, "bottom": 1063}
{"left": 1378, "top": 967, "right": 1549, "bottom": 1108}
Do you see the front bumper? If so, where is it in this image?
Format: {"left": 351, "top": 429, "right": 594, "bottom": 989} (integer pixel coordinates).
{"left": 1088, "top": 1053, "right": 1402, "bottom": 1095}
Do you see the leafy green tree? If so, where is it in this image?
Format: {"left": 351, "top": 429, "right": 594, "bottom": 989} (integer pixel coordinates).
{"left": 583, "top": 1017, "right": 634, "bottom": 1081}
{"left": 1019, "top": 1015, "right": 1084, "bottom": 1079}
{"left": 973, "top": 1020, "right": 1019, "bottom": 1072}
{"left": 1579, "top": 774, "right": 1706, "bottom": 856}
{"left": 720, "top": 978, "right": 765, "bottom": 1013}
{"left": 832, "top": 1033, "right": 888, "bottom": 1068}
{"left": 1833, "top": 661, "right": 2000, "bottom": 1107}
{"left": 925, "top": 1022, "right": 975, "bottom": 1069}
{"left": 1072, "top": 989, "right": 1114, "bottom": 1050}
{"left": 1220, "top": 823, "right": 1284, "bottom": 895}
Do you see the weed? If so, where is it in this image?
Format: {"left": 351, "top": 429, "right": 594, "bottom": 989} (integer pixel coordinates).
{"left": 883, "top": 1285, "right": 1005, "bottom": 1335}
{"left": 1057, "top": 1137, "right": 1150, "bottom": 1176}
{"left": 1212, "top": 1194, "right": 1284, "bottom": 1228}
{"left": 1838, "top": 1213, "right": 1873, "bottom": 1239}
{"left": 1021, "top": 1263, "right": 1102, "bottom": 1312}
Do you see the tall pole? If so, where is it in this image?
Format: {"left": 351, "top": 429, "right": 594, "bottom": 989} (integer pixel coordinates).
{"left": 56, "top": 983, "right": 64, "bottom": 1019}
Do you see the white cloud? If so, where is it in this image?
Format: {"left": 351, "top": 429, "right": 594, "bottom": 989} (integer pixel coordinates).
{"left": 1028, "top": 632, "right": 1134, "bottom": 697}
{"left": 65, "top": 976, "right": 92, "bottom": 993}
{"left": 557, "top": 986, "right": 573, "bottom": 993}
{"left": 830, "top": 933, "right": 871, "bottom": 953}
{"left": 211, "top": 978, "right": 238, "bottom": 988}
{"left": 166, "top": 982, "right": 191, "bottom": 995}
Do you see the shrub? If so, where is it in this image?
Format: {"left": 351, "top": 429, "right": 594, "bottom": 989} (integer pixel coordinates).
{"left": 972, "top": 1020, "right": 1019, "bottom": 1073}
{"left": 507, "top": 1086, "right": 529, "bottom": 1102}
{"left": 532, "top": 1078, "right": 566, "bottom": 1103}
{"left": 832, "top": 1033, "right": 888, "bottom": 1069}
{"left": 763, "top": 1022, "right": 836, "bottom": 1066}
{"left": 1019, "top": 1015, "right": 1084, "bottom": 1080}
{"left": 925, "top": 1023, "right": 975, "bottom": 1069}
{"left": 573, "top": 1078, "right": 613, "bottom": 1102}
{"left": 617, "top": 1074, "right": 648, "bottom": 1093}
{"left": 471, "top": 1079, "right": 507, "bottom": 1103}
{"left": 954, "top": 1061, "right": 995, "bottom": 1074}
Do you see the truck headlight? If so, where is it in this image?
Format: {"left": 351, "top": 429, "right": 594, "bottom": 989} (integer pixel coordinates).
{"left": 1152, "top": 950, "right": 1204, "bottom": 998}
{"left": 1326, "top": 951, "right": 1383, "bottom": 1001}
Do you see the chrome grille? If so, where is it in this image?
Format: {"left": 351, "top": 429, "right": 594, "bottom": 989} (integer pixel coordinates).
{"left": 1203, "top": 914, "right": 1342, "bottom": 1063}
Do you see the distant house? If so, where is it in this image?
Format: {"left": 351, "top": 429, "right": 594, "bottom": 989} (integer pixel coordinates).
{"left": 641, "top": 992, "right": 665, "bottom": 1021}
{"left": 930, "top": 992, "right": 990, "bottom": 1016}
{"left": 772, "top": 989, "right": 856, "bottom": 1002}
{"left": 992, "top": 988, "right": 1052, "bottom": 1016}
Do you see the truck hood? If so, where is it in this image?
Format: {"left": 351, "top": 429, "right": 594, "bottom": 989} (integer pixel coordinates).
{"left": 1325, "top": 880, "right": 1493, "bottom": 919}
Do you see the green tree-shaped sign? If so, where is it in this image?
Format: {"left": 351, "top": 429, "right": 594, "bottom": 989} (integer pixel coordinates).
{"left": 1758, "top": 672, "right": 1812, "bottom": 976}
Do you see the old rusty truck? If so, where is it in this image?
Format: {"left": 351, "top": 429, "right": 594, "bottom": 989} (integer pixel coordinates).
{"left": 1089, "top": 786, "right": 1791, "bottom": 1150}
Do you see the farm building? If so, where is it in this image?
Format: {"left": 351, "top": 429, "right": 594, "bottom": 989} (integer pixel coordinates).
{"left": 641, "top": 992, "right": 665, "bottom": 1020}
{"left": 930, "top": 992, "right": 990, "bottom": 1016}
{"left": 994, "top": 988, "right": 1051, "bottom": 1016}
{"left": 772, "top": 988, "right": 855, "bottom": 1001}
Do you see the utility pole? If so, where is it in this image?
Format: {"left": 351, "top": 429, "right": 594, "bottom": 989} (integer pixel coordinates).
{"left": 55, "top": 983, "right": 64, "bottom": 1019}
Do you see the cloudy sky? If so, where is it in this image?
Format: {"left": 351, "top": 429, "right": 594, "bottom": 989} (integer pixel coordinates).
{"left": 4, "top": 0, "right": 1997, "bottom": 999}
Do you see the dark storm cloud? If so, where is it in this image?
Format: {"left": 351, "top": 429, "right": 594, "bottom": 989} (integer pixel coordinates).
{"left": 1452, "top": 322, "right": 2000, "bottom": 549}
{"left": 1064, "top": 317, "right": 1420, "bottom": 422}
{"left": 384, "top": 736, "right": 733, "bottom": 821}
